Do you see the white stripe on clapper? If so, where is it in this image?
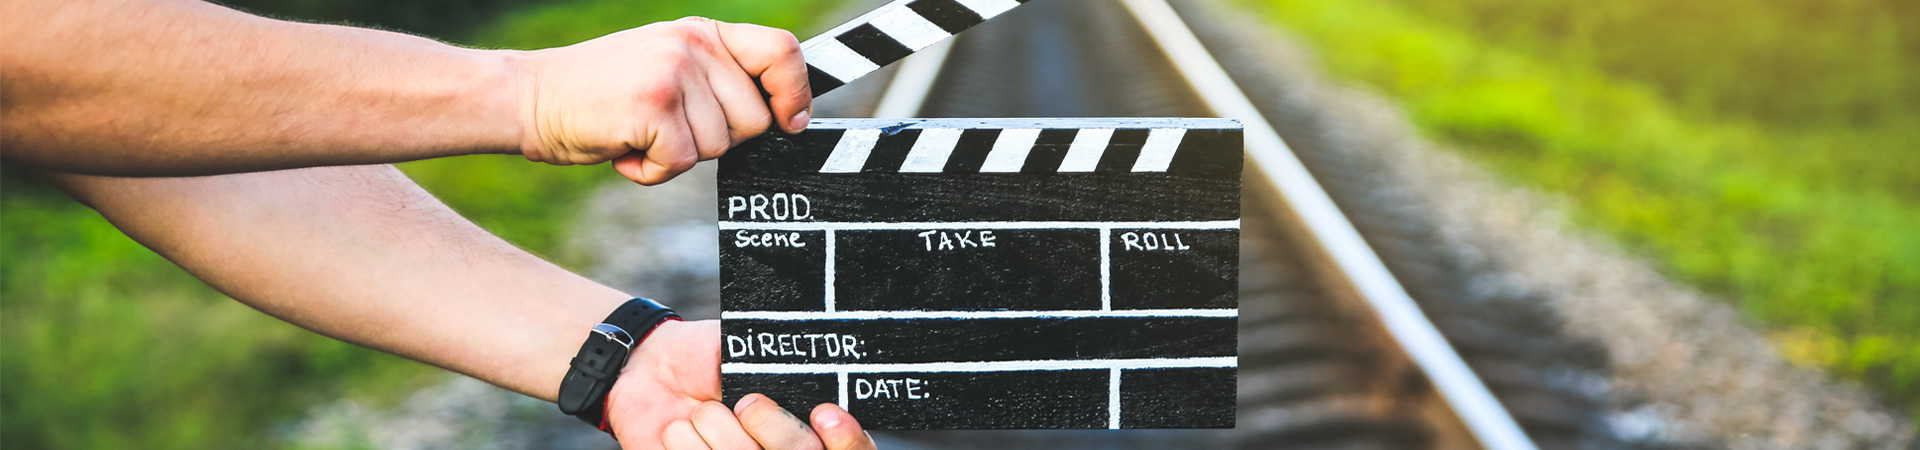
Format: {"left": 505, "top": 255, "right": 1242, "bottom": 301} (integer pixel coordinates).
{"left": 1058, "top": 129, "right": 1114, "bottom": 172}
{"left": 1131, "top": 128, "right": 1188, "bottom": 172}
{"left": 803, "top": 39, "right": 881, "bottom": 84}
{"left": 979, "top": 128, "right": 1041, "bottom": 172}
{"left": 820, "top": 129, "right": 883, "bottom": 173}
{"left": 955, "top": 0, "right": 1023, "bottom": 18}
{"left": 899, "top": 128, "right": 965, "bottom": 172}
{"left": 868, "top": 3, "right": 952, "bottom": 50}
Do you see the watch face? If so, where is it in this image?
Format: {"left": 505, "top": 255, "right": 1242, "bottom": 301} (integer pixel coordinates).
{"left": 591, "top": 323, "right": 636, "bottom": 349}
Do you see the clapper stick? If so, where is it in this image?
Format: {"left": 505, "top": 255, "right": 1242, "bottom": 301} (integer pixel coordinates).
{"left": 717, "top": 119, "right": 1243, "bottom": 430}
{"left": 799, "top": 0, "right": 1033, "bottom": 95}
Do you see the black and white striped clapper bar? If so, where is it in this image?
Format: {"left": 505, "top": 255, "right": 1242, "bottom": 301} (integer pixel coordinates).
{"left": 802, "top": 0, "right": 1033, "bottom": 95}
{"left": 717, "top": 118, "right": 1243, "bottom": 429}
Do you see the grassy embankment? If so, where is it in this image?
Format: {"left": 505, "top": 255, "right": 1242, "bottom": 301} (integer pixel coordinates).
{"left": 0, "top": 0, "right": 836, "bottom": 448}
{"left": 1235, "top": 0, "right": 1919, "bottom": 419}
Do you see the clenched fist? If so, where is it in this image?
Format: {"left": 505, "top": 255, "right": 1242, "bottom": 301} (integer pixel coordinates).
{"left": 512, "top": 17, "right": 813, "bottom": 185}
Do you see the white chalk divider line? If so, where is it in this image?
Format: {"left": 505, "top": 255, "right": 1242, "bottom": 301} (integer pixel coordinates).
{"left": 1100, "top": 227, "right": 1114, "bottom": 311}
{"left": 1108, "top": 368, "right": 1123, "bottom": 429}
{"left": 723, "top": 357, "right": 1237, "bottom": 374}
{"left": 720, "top": 220, "right": 1240, "bottom": 231}
{"left": 796, "top": 358, "right": 1232, "bottom": 425}
{"left": 724, "top": 308, "right": 1238, "bottom": 321}
{"left": 824, "top": 229, "right": 838, "bottom": 312}
{"left": 837, "top": 371, "right": 850, "bottom": 411}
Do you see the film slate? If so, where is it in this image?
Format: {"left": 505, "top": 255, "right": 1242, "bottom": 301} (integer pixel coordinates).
{"left": 717, "top": 118, "right": 1243, "bottom": 429}
{"left": 802, "top": 0, "right": 1033, "bottom": 96}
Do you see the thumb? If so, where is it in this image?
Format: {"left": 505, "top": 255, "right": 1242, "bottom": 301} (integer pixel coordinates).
{"left": 810, "top": 404, "right": 876, "bottom": 450}
{"left": 611, "top": 152, "right": 650, "bottom": 185}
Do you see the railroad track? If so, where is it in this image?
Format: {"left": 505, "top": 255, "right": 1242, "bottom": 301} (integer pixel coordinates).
{"left": 808, "top": 1, "right": 1627, "bottom": 449}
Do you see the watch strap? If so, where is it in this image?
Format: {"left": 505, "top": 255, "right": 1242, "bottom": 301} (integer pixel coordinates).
{"left": 558, "top": 298, "right": 680, "bottom": 427}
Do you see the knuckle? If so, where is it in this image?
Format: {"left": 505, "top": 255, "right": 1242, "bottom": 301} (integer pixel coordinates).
{"left": 787, "top": 88, "right": 813, "bottom": 104}
{"left": 668, "top": 157, "right": 698, "bottom": 173}
{"left": 773, "top": 33, "right": 802, "bottom": 55}
{"left": 664, "top": 146, "right": 700, "bottom": 170}
{"left": 638, "top": 83, "right": 682, "bottom": 110}
{"left": 668, "top": 20, "right": 718, "bottom": 45}
{"left": 664, "top": 20, "right": 699, "bottom": 37}
{"left": 652, "top": 48, "right": 694, "bottom": 71}
{"left": 735, "top": 407, "right": 774, "bottom": 429}
{"left": 739, "top": 113, "right": 774, "bottom": 135}
{"left": 698, "top": 141, "right": 729, "bottom": 160}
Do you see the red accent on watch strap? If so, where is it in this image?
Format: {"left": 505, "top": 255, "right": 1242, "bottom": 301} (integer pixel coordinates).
{"left": 597, "top": 316, "right": 685, "bottom": 439}
{"left": 598, "top": 396, "right": 615, "bottom": 436}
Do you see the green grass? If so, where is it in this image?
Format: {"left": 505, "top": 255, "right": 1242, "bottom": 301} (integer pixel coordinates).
{"left": 1233, "top": 0, "right": 1920, "bottom": 420}
{"left": 0, "top": 1, "right": 839, "bottom": 448}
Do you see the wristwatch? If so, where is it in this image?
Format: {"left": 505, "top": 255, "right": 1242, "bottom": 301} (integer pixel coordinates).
{"left": 558, "top": 298, "right": 680, "bottom": 429}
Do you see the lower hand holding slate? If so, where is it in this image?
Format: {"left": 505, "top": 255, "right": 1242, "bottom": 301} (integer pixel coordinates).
{"left": 2, "top": 0, "right": 870, "bottom": 449}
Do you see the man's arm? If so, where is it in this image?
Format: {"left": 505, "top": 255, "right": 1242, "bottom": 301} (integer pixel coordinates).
{"left": 2, "top": 0, "right": 812, "bottom": 185}
{"left": 44, "top": 165, "right": 869, "bottom": 449}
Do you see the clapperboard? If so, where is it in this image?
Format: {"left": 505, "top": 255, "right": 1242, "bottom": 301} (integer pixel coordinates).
{"left": 715, "top": 0, "right": 1243, "bottom": 430}
{"left": 800, "top": 0, "right": 1035, "bottom": 96}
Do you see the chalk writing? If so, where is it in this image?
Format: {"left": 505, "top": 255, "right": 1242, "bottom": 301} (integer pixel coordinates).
{"left": 1120, "top": 232, "right": 1191, "bottom": 251}
{"left": 728, "top": 193, "right": 813, "bottom": 221}
{"left": 726, "top": 331, "right": 865, "bottom": 359}
{"left": 735, "top": 230, "right": 808, "bottom": 248}
{"left": 855, "top": 377, "right": 929, "bottom": 400}
{"left": 915, "top": 230, "right": 997, "bottom": 251}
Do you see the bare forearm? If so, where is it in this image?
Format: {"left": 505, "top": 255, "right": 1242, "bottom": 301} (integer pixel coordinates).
{"left": 45, "top": 166, "right": 620, "bottom": 400}
{"left": 2, "top": 0, "right": 522, "bottom": 176}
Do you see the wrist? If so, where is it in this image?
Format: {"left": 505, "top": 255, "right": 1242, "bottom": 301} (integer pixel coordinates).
{"left": 497, "top": 48, "right": 547, "bottom": 162}
{"left": 557, "top": 298, "right": 680, "bottom": 428}
{"left": 461, "top": 48, "right": 537, "bottom": 158}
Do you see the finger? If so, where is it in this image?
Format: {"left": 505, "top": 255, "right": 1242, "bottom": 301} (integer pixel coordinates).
{"left": 626, "top": 113, "right": 699, "bottom": 185}
{"left": 809, "top": 404, "right": 876, "bottom": 450}
{"left": 664, "top": 419, "right": 715, "bottom": 450}
{"left": 712, "top": 22, "right": 811, "bottom": 134}
{"left": 612, "top": 152, "right": 645, "bottom": 184}
{"left": 733, "top": 394, "right": 825, "bottom": 450}
{"left": 691, "top": 401, "right": 762, "bottom": 450}
{"left": 681, "top": 74, "right": 735, "bottom": 161}
{"left": 707, "top": 62, "right": 774, "bottom": 147}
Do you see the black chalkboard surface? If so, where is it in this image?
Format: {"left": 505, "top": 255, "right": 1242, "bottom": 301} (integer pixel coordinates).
{"left": 718, "top": 118, "right": 1242, "bottom": 429}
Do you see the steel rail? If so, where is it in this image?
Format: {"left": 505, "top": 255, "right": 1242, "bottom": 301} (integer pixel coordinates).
{"left": 1112, "top": 1, "right": 1538, "bottom": 449}
{"left": 851, "top": 1, "right": 1539, "bottom": 447}
{"left": 872, "top": 39, "right": 956, "bottom": 118}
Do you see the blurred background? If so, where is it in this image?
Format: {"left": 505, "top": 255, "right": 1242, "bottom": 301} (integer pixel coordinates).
{"left": 1, "top": 0, "right": 1913, "bottom": 448}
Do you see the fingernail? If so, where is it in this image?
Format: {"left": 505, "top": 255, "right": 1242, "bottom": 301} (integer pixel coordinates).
{"left": 734, "top": 394, "right": 760, "bottom": 413}
{"left": 790, "top": 109, "right": 811, "bottom": 132}
{"left": 813, "top": 406, "right": 842, "bottom": 428}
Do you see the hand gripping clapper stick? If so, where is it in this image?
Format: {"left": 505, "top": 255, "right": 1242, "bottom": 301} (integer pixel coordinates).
{"left": 718, "top": 1, "right": 1242, "bottom": 430}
